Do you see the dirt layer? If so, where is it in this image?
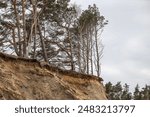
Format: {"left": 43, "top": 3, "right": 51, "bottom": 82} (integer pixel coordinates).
{"left": 0, "top": 52, "right": 107, "bottom": 100}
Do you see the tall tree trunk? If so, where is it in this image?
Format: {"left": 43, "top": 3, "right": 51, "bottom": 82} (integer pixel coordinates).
{"left": 37, "top": 23, "right": 48, "bottom": 62}
{"left": 90, "top": 27, "right": 93, "bottom": 75}
{"left": 12, "top": 29, "right": 19, "bottom": 56}
{"left": 12, "top": 0, "right": 22, "bottom": 56}
{"left": 78, "top": 23, "right": 86, "bottom": 73}
{"left": 95, "top": 26, "right": 100, "bottom": 77}
{"left": 86, "top": 27, "right": 90, "bottom": 74}
{"left": 21, "top": 0, "right": 27, "bottom": 57}
{"left": 77, "top": 33, "right": 82, "bottom": 72}
{"left": 68, "top": 31, "right": 74, "bottom": 71}
{"left": 82, "top": 35, "right": 86, "bottom": 73}
{"left": 31, "top": 0, "right": 37, "bottom": 59}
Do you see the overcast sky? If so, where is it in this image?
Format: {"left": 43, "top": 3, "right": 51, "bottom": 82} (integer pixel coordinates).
{"left": 71, "top": 0, "right": 150, "bottom": 90}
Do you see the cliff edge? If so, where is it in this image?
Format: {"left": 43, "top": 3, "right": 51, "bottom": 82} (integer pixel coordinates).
{"left": 0, "top": 52, "right": 107, "bottom": 100}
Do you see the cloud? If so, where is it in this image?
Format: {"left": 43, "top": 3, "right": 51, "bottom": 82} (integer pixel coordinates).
{"left": 102, "top": 65, "right": 122, "bottom": 76}
{"left": 140, "top": 69, "right": 150, "bottom": 77}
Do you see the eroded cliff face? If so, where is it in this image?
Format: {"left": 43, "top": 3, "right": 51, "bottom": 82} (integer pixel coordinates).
{"left": 0, "top": 53, "right": 107, "bottom": 100}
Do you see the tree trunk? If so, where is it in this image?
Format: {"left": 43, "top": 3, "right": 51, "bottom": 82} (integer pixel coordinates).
{"left": 95, "top": 26, "right": 100, "bottom": 77}
{"left": 12, "top": 0, "right": 22, "bottom": 56}
{"left": 90, "top": 27, "right": 93, "bottom": 75}
{"left": 77, "top": 33, "right": 82, "bottom": 72}
{"left": 12, "top": 29, "right": 19, "bottom": 56}
{"left": 68, "top": 31, "right": 74, "bottom": 71}
{"left": 21, "top": 0, "right": 27, "bottom": 57}
{"left": 31, "top": 0, "right": 37, "bottom": 59}
{"left": 37, "top": 23, "right": 48, "bottom": 62}
{"left": 86, "top": 27, "right": 90, "bottom": 74}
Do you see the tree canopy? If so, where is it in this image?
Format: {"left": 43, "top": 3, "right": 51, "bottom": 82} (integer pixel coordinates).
{"left": 105, "top": 82, "right": 150, "bottom": 100}
{"left": 0, "top": 0, "right": 108, "bottom": 76}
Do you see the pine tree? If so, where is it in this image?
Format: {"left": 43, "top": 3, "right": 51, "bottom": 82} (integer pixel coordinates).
{"left": 121, "top": 83, "right": 132, "bottom": 100}
{"left": 105, "top": 82, "right": 113, "bottom": 99}
{"left": 141, "top": 85, "right": 150, "bottom": 100}
{"left": 133, "top": 84, "right": 141, "bottom": 100}
{"left": 77, "top": 4, "right": 107, "bottom": 74}
{"left": 0, "top": 1, "right": 108, "bottom": 76}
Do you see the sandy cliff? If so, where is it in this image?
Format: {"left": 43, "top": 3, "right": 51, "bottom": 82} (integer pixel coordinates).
{"left": 0, "top": 52, "right": 107, "bottom": 100}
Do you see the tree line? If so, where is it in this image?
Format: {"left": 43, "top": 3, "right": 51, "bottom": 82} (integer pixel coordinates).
{"left": 0, "top": 0, "right": 108, "bottom": 76}
{"left": 105, "top": 82, "right": 150, "bottom": 100}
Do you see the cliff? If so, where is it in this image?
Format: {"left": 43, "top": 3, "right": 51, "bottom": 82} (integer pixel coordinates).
{"left": 0, "top": 52, "right": 107, "bottom": 100}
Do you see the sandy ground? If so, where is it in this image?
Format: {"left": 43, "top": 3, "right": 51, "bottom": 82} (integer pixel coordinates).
{"left": 0, "top": 53, "right": 107, "bottom": 100}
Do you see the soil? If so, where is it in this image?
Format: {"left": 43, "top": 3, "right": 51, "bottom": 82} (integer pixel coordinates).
{"left": 0, "top": 52, "right": 107, "bottom": 100}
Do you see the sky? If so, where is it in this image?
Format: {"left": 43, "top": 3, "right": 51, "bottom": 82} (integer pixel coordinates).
{"left": 71, "top": 0, "right": 150, "bottom": 90}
